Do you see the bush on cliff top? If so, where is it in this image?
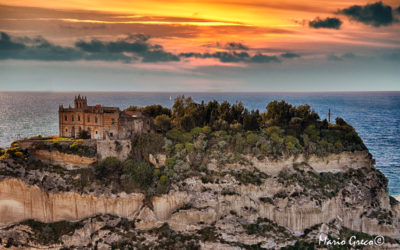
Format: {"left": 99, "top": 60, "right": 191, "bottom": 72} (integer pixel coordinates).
{"left": 126, "top": 96, "right": 366, "bottom": 158}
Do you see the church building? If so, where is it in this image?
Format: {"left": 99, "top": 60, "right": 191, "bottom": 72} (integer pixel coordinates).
{"left": 58, "top": 95, "right": 152, "bottom": 139}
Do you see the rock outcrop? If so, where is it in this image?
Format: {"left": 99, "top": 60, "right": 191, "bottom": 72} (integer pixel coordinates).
{"left": 32, "top": 150, "right": 96, "bottom": 169}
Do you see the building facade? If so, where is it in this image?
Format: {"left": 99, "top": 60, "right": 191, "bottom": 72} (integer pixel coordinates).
{"left": 59, "top": 95, "right": 151, "bottom": 139}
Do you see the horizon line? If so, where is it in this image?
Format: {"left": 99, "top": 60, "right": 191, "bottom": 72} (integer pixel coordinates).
{"left": 1, "top": 90, "right": 400, "bottom": 94}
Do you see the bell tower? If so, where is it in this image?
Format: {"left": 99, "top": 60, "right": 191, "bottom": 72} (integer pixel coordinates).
{"left": 74, "top": 95, "right": 88, "bottom": 109}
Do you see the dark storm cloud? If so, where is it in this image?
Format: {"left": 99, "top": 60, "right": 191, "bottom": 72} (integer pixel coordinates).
{"left": 179, "top": 51, "right": 249, "bottom": 63}
{"left": 0, "top": 32, "right": 180, "bottom": 63}
{"left": 0, "top": 32, "right": 26, "bottom": 50}
{"left": 210, "top": 52, "right": 250, "bottom": 63}
{"left": 75, "top": 39, "right": 106, "bottom": 53}
{"left": 309, "top": 17, "right": 342, "bottom": 29}
{"left": 1, "top": 32, "right": 292, "bottom": 65}
{"left": 224, "top": 42, "right": 249, "bottom": 50}
{"left": 251, "top": 54, "right": 280, "bottom": 63}
{"left": 179, "top": 51, "right": 280, "bottom": 63}
{"left": 142, "top": 50, "right": 180, "bottom": 62}
{"left": 338, "top": 2, "right": 395, "bottom": 27}
{"left": 76, "top": 35, "right": 179, "bottom": 63}
{"left": 0, "top": 32, "right": 83, "bottom": 61}
{"left": 76, "top": 35, "right": 150, "bottom": 54}
{"left": 280, "top": 52, "right": 301, "bottom": 59}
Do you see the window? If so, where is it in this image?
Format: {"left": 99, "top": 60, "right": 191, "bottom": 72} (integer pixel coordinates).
{"left": 111, "top": 118, "right": 115, "bottom": 125}
{"left": 72, "top": 115, "right": 74, "bottom": 121}
{"left": 64, "top": 115, "right": 67, "bottom": 121}
{"left": 78, "top": 115, "right": 80, "bottom": 121}
{"left": 66, "top": 128, "right": 68, "bottom": 132}
{"left": 88, "top": 116, "right": 90, "bottom": 122}
{"left": 95, "top": 117, "right": 98, "bottom": 123}
{"left": 110, "top": 132, "right": 113, "bottom": 137}
{"left": 96, "top": 131, "right": 98, "bottom": 134}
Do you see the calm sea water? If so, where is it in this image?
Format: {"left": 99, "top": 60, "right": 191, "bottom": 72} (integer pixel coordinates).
{"left": 1, "top": 92, "right": 399, "bottom": 195}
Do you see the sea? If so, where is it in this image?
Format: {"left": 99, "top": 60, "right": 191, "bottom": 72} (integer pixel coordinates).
{"left": 0, "top": 91, "right": 399, "bottom": 195}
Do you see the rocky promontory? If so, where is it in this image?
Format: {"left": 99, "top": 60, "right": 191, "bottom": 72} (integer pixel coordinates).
{"left": 1, "top": 98, "right": 399, "bottom": 249}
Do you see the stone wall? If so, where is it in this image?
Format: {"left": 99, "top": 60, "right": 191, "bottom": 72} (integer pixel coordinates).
{"left": 117, "top": 115, "right": 152, "bottom": 139}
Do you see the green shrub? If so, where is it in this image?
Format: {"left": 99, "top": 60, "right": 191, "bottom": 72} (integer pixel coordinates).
{"left": 246, "top": 133, "right": 259, "bottom": 145}
{"left": 96, "top": 157, "right": 121, "bottom": 181}
{"left": 175, "top": 143, "right": 184, "bottom": 153}
{"left": 123, "top": 161, "right": 154, "bottom": 190}
{"left": 190, "top": 127, "right": 203, "bottom": 136}
{"left": 159, "top": 175, "right": 168, "bottom": 185}
{"left": 166, "top": 128, "right": 183, "bottom": 142}
{"left": 202, "top": 125, "right": 212, "bottom": 134}
{"left": 230, "top": 123, "right": 242, "bottom": 132}
{"left": 131, "top": 133, "right": 164, "bottom": 161}
{"left": 185, "top": 142, "right": 195, "bottom": 153}
{"left": 154, "top": 114, "right": 171, "bottom": 132}
{"left": 154, "top": 168, "right": 161, "bottom": 177}
{"left": 20, "top": 219, "right": 84, "bottom": 245}
{"left": 234, "top": 133, "right": 245, "bottom": 153}
{"left": 165, "top": 158, "right": 175, "bottom": 168}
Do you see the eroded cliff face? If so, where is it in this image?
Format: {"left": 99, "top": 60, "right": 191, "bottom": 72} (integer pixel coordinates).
{"left": 249, "top": 150, "right": 374, "bottom": 175}
{"left": 1, "top": 150, "right": 400, "bottom": 249}
{"left": 0, "top": 178, "right": 144, "bottom": 227}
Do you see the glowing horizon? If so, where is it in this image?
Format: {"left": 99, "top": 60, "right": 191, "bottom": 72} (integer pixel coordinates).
{"left": 0, "top": 0, "right": 399, "bottom": 91}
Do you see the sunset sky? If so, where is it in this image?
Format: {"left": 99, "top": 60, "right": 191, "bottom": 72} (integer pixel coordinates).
{"left": 0, "top": 0, "right": 399, "bottom": 91}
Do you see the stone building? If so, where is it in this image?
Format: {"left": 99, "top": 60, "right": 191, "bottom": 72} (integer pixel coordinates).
{"left": 59, "top": 95, "right": 152, "bottom": 139}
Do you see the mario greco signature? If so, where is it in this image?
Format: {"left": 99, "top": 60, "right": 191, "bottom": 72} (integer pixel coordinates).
{"left": 319, "top": 234, "right": 384, "bottom": 247}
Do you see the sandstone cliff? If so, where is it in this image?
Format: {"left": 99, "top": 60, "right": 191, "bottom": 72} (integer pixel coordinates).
{"left": 1, "top": 149, "right": 400, "bottom": 249}
{"left": 0, "top": 178, "right": 143, "bottom": 227}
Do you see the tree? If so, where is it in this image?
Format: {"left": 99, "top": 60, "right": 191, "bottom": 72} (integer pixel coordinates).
{"left": 95, "top": 157, "right": 121, "bottom": 181}
{"left": 154, "top": 114, "right": 171, "bottom": 132}
{"left": 142, "top": 104, "right": 171, "bottom": 117}
{"left": 265, "top": 100, "right": 294, "bottom": 127}
{"left": 123, "top": 161, "right": 154, "bottom": 189}
{"left": 125, "top": 104, "right": 171, "bottom": 117}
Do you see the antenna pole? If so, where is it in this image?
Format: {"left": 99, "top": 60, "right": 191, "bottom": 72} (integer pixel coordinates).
{"left": 328, "top": 109, "right": 331, "bottom": 123}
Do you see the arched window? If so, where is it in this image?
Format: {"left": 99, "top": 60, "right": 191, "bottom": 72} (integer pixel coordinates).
{"left": 72, "top": 115, "right": 74, "bottom": 121}
{"left": 66, "top": 128, "right": 68, "bottom": 132}
{"left": 95, "top": 116, "right": 98, "bottom": 123}
{"left": 78, "top": 115, "right": 81, "bottom": 121}
{"left": 88, "top": 116, "right": 90, "bottom": 122}
{"left": 64, "top": 115, "right": 67, "bottom": 121}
